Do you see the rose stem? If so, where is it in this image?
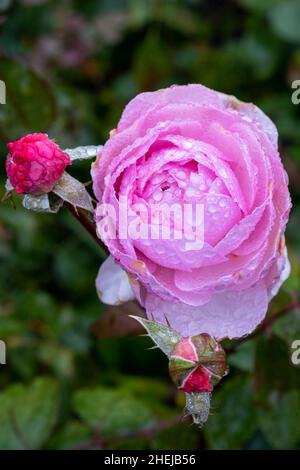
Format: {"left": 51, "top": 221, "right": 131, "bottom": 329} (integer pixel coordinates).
{"left": 65, "top": 202, "right": 108, "bottom": 255}
{"left": 74, "top": 415, "right": 189, "bottom": 450}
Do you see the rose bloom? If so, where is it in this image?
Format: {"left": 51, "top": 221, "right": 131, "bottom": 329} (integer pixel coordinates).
{"left": 92, "top": 84, "right": 291, "bottom": 339}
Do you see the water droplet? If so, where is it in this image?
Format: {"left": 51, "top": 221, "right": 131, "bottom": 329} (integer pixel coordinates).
{"left": 153, "top": 190, "right": 162, "bottom": 202}
{"left": 208, "top": 204, "right": 218, "bottom": 214}
{"left": 184, "top": 141, "right": 193, "bottom": 149}
{"left": 177, "top": 170, "right": 186, "bottom": 180}
{"left": 186, "top": 187, "right": 197, "bottom": 198}
{"left": 219, "top": 168, "right": 227, "bottom": 178}
{"left": 190, "top": 172, "right": 201, "bottom": 185}
{"left": 152, "top": 174, "right": 165, "bottom": 185}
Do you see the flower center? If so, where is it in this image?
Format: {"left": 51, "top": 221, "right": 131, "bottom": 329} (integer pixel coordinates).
{"left": 121, "top": 144, "right": 242, "bottom": 270}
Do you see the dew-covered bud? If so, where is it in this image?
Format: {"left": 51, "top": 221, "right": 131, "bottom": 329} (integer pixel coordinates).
{"left": 169, "top": 334, "right": 227, "bottom": 393}
{"left": 6, "top": 133, "right": 71, "bottom": 195}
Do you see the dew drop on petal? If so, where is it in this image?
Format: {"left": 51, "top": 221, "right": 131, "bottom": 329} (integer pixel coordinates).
{"left": 219, "top": 168, "right": 228, "bottom": 179}
{"left": 177, "top": 170, "right": 186, "bottom": 180}
{"left": 153, "top": 190, "right": 163, "bottom": 202}
{"left": 208, "top": 204, "right": 218, "bottom": 214}
{"left": 185, "top": 187, "right": 197, "bottom": 198}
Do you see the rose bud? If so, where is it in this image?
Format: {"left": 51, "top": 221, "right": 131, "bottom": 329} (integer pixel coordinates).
{"left": 6, "top": 133, "right": 71, "bottom": 195}
{"left": 168, "top": 334, "right": 227, "bottom": 393}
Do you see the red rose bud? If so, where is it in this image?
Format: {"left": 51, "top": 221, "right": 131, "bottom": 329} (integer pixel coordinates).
{"left": 6, "top": 133, "right": 71, "bottom": 195}
{"left": 169, "top": 334, "right": 227, "bottom": 393}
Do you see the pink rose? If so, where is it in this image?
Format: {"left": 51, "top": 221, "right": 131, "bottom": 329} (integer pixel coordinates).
{"left": 6, "top": 133, "right": 71, "bottom": 195}
{"left": 92, "top": 84, "right": 291, "bottom": 339}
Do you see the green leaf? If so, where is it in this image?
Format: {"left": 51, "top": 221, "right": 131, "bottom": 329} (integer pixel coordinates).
{"left": 255, "top": 335, "right": 300, "bottom": 395}
{"left": 37, "top": 343, "right": 75, "bottom": 378}
{"left": 205, "top": 376, "right": 257, "bottom": 449}
{"left": 130, "top": 316, "right": 182, "bottom": 357}
{"left": 113, "top": 375, "right": 170, "bottom": 404}
{"left": 46, "top": 421, "right": 92, "bottom": 450}
{"left": 73, "top": 386, "right": 153, "bottom": 438}
{"left": 22, "top": 193, "right": 63, "bottom": 214}
{"left": 268, "top": 0, "right": 300, "bottom": 44}
{"left": 0, "top": 377, "right": 59, "bottom": 449}
{"left": 64, "top": 144, "right": 102, "bottom": 161}
{"left": 133, "top": 32, "right": 172, "bottom": 89}
{"left": 258, "top": 390, "right": 300, "bottom": 449}
{"left": 152, "top": 423, "right": 199, "bottom": 450}
{"left": 272, "top": 309, "right": 300, "bottom": 345}
{"left": 0, "top": 58, "right": 55, "bottom": 142}
{"left": 238, "top": 0, "right": 281, "bottom": 14}
{"left": 228, "top": 339, "right": 257, "bottom": 372}
{"left": 52, "top": 172, "right": 94, "bottom": 212}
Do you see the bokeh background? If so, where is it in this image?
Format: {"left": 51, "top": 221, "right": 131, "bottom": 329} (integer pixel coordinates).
{"left": 1, "top": 0, "right": 300, "bottom": 450}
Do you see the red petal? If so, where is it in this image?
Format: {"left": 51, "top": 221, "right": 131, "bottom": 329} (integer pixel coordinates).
{"left": 181, "top": 366, "right": 213, "bottom": 393}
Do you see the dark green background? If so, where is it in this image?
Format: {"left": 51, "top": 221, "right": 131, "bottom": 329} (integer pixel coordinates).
{"left": 1, "top": 0, "right": 300, "bottom": 450}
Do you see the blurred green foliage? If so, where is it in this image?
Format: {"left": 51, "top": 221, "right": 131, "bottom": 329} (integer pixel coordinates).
{"left": 0, "top": 0, "right": 300, "bottom": 450}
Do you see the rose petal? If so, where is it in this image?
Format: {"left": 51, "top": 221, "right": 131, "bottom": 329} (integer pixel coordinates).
{"left": 145, "top": 282, "right": 269, "bottom": 339}
{"left": 96, "top": 255, "right": 135, "bottom": 305}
